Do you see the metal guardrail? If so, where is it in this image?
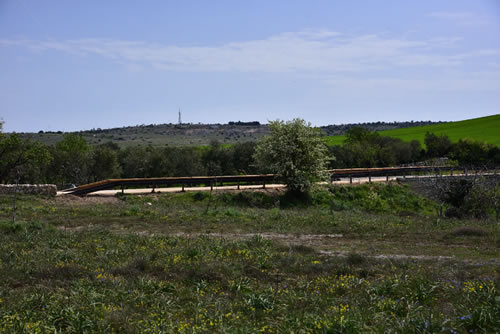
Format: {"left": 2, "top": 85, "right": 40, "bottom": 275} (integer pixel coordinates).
{"left": 328, "top": 166, "right": 454, "bottom": 183}
{"left": 63, "top": 174, "right": 276, "bottom": 196}
{"left": 63, "top": 166, "right": 497, "bottom": 196}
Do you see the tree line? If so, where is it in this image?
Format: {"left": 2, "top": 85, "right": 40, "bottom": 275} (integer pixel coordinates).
{"left": 0, "top": 130, "right": 259, "bottom": 187}
{"left": 329, "top": 127, "right": 500, "bottom": 169}
{"left": 1, "top": 121, "right": 499, "bottom": 187}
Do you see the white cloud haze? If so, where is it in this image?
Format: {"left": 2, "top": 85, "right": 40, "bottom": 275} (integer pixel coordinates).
{"left": 428, "top": 11, "right": 492, "bottom": 25}
{"left": 1, "top": 29, "right": 497, "bottom": 74}
{"left": 1, "top": 28, "right": 499, "bottom": 131}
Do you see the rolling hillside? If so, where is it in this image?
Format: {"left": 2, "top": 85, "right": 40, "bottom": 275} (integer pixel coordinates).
{"left": 326, "top": 114, "right": 500, "bottom": 146}
{"left": 18, "top": 120, "right": 442, "bottom": 148}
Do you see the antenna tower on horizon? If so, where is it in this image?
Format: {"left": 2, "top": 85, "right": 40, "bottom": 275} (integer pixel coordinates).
{"left": 178, "top": 108, "right": 182, "bottom": 125}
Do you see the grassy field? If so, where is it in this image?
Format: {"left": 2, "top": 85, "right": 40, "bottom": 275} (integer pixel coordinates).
{"left": 0, "top": 184, "right": 498, "bottom": 332}
{"left": 326, "top": 114, "right": 500, "bottom": 146}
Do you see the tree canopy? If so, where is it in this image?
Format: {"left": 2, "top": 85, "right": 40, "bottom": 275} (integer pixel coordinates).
{"left": 253, "top": 119, "right": 330, "bottom": 193}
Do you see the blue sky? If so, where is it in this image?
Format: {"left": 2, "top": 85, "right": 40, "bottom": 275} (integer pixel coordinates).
{"left": 1, "top": 0, "right": 499, "bottom": 132}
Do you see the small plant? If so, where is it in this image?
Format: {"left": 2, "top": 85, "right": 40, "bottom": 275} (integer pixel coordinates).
{"left": 246, "top": 291, "right": 274, "bottom": 311}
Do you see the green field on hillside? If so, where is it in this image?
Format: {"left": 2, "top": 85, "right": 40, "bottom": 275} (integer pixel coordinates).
{"left": 326, "top": 114, "right": 500, "bottom": 146}
{"left": 325, "top": 135, "right": 347, "bottom": 146}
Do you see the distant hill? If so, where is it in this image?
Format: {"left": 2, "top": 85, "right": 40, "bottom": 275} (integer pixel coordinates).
{"left": 326, "top": 114, "right": 500, "bottom": 146}
{"left": 17, "top": 120, "right": 446, "bottom": 147}
{"left": 320, "top": 120, "right": 444, "bottom": 136}
{"left": 20, "top": 123, "right": 269, "bottom": 147}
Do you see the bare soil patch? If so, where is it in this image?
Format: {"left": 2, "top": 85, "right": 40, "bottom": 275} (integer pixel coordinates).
{"left": 55, "top": 194, "right": 121, "bottom": 205}
{"left": 170, "top": 231, "right": 343, "bottom": 241}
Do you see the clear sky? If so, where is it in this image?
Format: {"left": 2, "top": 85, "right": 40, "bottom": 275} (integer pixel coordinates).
{"left": 1, "top": 0, "right": 499, "bottom": 132}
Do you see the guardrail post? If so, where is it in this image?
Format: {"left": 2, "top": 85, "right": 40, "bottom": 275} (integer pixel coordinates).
{"left": 263, "top": 181, "right": 266, "bottom": 189}
{"left": 368, "top": 173, "right": 372, "bottom": 183}
{"left": 386, "top": 175, "right": 389, "bottom": 182}
{"left": 237, "top": 182, "right": 240, "bottom": 190}
{"left": 182, "top": 184, "right": 185, "bottom": 192}
{"left": 349, "top": 176, "right": 352, "bottom": 184}
{"left": 210, "top": 182, "right": 213, "bottom": 191}
{"left": 121, "top": 184, "right": 124, "bottom": 194}
{"left": 151, "top": 184, "right": 155, "bottom": 193}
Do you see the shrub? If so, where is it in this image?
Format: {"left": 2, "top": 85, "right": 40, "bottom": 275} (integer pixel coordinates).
{"left": 192, "top": 191, "right": 207, "bottom": 201}
{"left": 218, "top": 192, "right": 275, "bottom": 208}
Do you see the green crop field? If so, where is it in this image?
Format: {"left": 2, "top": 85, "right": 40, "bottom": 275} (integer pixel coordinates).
{"left": 326, "top": 114, "right": 500, "bottom": 146}
{"left": 325, "top": 135, "right": 346, "bottom": 146}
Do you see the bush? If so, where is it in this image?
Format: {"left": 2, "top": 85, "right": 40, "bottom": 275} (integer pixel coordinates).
{"left": 326, "top": 184, "right": 434, "bottom": 214}
{"left": 192, "top": 191, "right": 208, "bottom": 201}
{"left": 218, "top": 192, "right": 276, "bottom": 208}
{"left": 422, "top": 177, "right": 495, "bottom": 219}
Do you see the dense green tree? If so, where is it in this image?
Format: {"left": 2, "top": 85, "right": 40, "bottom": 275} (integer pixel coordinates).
{"left": 52, "top": 133, "right": 90, "bottom": 186}
{"left": 254, "top": 119, "right": 330, "bottom": 193}
{"left": 88, "top": 145, "right": 121, "bottom": 182}
{"left": 424, "top": 132, "right": 452, "bottom": 158}
{"left": 145, "top": 147, "right": 172, "bottom": 177}
{"left": 449, "top": 138, "right": 496, "bottom": 167}
{"left": 330, "top": 128, "right": 421, "bottom": 168}
{"left": 344, "top": 127, "right": 379, "bottom": 144}
{"left": 231, "top": 142, "right": 257, "bottom": 174}
{"left": 338, "top": 143, "right": 377, "bottom": 168}
{"left": 169, "top": 147, "right": 205, "bottom": 177}
{"left": 0, "top": 133, "right": 52, "bottom": 183}
{"left": 487, "top": 146, "right": 500, "bottom": 166}
{"left": 119, "top": 146, "right": 150, "bottom": 178}
{"left": 203, "top": 141, "right": 235, "bottom": 176}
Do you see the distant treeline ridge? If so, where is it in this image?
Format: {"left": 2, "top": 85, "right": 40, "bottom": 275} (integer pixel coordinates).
{"left": 1, "top": 126, "right": 498, "bottom": 187}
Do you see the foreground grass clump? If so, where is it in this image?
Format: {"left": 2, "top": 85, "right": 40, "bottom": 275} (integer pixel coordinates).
{"left": 0, "top": 223, "right": 498, "bottom": 333}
